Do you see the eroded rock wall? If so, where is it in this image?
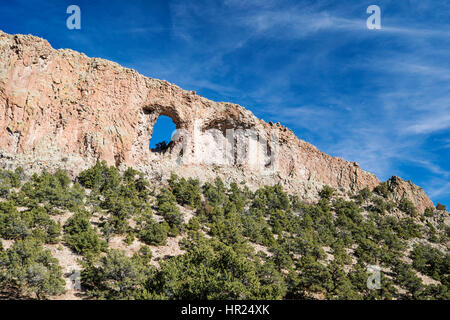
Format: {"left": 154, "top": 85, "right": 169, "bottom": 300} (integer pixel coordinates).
{"left": 0, "top": 31, "right": 434, "bottom": 211}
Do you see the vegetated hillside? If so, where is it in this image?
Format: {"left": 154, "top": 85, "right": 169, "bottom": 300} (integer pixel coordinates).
{"left": 0, "top": 163, "right": 448, "bottom": 300}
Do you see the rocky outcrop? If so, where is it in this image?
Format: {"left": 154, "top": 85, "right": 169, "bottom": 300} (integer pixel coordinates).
{"left": 386, "top": 176, "right": 434, "bottom": 215}
{"left": 0, "top": 31, "right": 434, "bottom": 211}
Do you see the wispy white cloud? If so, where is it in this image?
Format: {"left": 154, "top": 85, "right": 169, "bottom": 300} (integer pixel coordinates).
{"left": 404, "top": 113, "right": 450, "bottom": 134}
{"left": 423, "top": 180, "right": 450, "bottom": 200}
{"left": 410, "top": 159, "right": 450, "bottom": 177}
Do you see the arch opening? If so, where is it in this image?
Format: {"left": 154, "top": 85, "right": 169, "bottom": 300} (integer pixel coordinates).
{"left": 149, "top": 115, "right": 177, "bottom": 153}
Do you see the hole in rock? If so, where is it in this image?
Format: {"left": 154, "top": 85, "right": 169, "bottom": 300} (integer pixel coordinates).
{"left": 150, "top": 115, "right": 177, "bottom": 153}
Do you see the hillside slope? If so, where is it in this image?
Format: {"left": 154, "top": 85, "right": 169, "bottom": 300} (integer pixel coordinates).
{"left": 0, "top": 164, "right": 448, "bottom": 300}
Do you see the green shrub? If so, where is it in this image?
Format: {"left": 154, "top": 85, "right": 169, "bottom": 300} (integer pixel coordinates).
{"left": 78, "top": 160, "right": 120, "bottom": 192}
{"left": 0, "top": 201, "right": 61, "bottom": 243}
{"left": 319, "top": 185, "right": 334, "bottom": 200}
{"left": 355, "top": 187, "right": 372, "bottom": 203}
{"left": 168, "top": 174, "right": 201, "bottom": 208}
{"left": 202, "top": 178, "right": 228, "bottom": 207}
{"left": 424, "top": 207, "right": 436, "bottom": 217}
{"left": 374, "top": 182, "right": 390, "bottom": 198}
{"left": 410, "top": 244, "right": 449, "bottom": 283}
{"left": 399, "top": 198, "right": 418, "bottom": 217}
{"left": 139, "top": 220, "right": 168, "bottom": 246}
{"left": 63, "top": 211, "right": 106, "bottom": 256}
{"left": 81, "top": 249, "right": 155, "bottom": 299}
{"left": 157, "top": 189, "right": 184, "bottom": 235}
{"left": 146, "top": 240, "right": 281, "bottom": 299}
{"left": 187, "top": 216, "right": 201, "bottom": 231}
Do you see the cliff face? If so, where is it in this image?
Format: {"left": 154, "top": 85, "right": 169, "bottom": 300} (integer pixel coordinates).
{"left": 0, "top": 31, "right": 434, "bottom": 211}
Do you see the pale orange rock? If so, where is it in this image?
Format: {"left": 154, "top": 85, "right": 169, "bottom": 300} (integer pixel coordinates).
{"left": 0, "top": 31, "right": 434, "bottom": 212}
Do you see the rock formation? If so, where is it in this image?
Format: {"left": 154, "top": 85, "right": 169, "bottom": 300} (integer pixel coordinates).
{"left": 385, "top": 176, "right": 434, "bottom": 215}
{"left": 0, "top": 31, "right": 434, "bottom": 211}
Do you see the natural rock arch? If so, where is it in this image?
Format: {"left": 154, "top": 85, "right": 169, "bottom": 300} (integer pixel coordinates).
{"left": 143, "top": 104, "right": 185, "bottom": 140}
{"left": 149, "top": 115, "right": 177, "bottom": 152}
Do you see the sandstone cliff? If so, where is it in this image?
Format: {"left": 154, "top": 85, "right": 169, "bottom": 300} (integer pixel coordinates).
{"left": 0, "top": 31, "right": 434, "bottom": 211}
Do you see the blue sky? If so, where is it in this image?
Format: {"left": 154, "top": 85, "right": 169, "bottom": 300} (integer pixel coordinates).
{"left": 1, "top": 0, "right": 449, "bottom": 206}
